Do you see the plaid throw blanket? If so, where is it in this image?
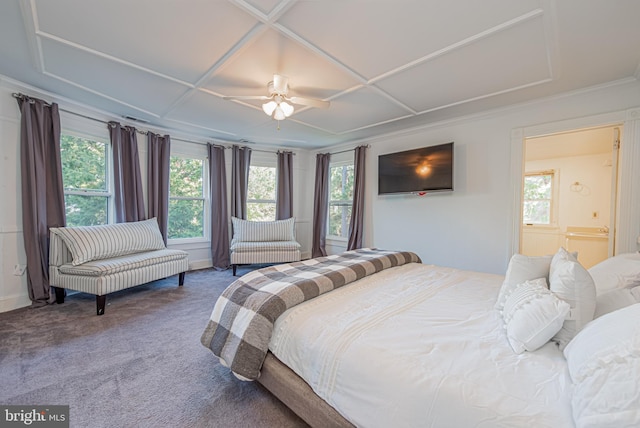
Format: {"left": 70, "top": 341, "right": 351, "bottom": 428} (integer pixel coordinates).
{"left": 201, "top": 248, "right": 421, "bottom": 380}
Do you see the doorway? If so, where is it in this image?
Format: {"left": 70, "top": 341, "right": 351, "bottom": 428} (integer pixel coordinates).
{"left": 520, "top": 125, "right": 621, "bottom": 268}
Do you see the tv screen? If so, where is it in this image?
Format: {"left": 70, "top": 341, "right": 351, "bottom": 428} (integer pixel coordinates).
{"left": 378, "top": 142, "right": 453, "bottom": 195}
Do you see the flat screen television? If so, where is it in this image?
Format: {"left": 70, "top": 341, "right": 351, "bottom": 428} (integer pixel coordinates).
{"left": 378, "top": 142, "right": 454, "bottom": 195}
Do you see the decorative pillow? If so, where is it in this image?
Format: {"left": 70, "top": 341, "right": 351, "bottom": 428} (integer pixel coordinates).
{"left": 549, "top": 248, "right": 596, "bottom": 350}
{"left": 563, "top": 303, "right": 640, "bottom": 428}
{"left": 495, "top": 254, "right": 552, "bottom": 311}
{"left": 588, "top": 252, "right": 640, "bottom": 295}
{"left": 594, "top": 287, "right": 640, "bottom": 318}
{"left": 502, "top": 278, "right": 570, "bottom": 354}
{"left": 51, "top": 218, "right": 166, "bottom": 266}
{"left": 231, "top": 216, "right": 295, "bottom": 243}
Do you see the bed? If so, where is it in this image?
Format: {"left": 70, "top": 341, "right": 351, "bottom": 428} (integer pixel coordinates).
{"left": 201, "top": 248, "right": 640, "bottom": 428}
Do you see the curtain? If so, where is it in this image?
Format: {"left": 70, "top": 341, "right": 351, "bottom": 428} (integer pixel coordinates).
{"left": 209, "top": 145, "right": 230, "bottom": 269}
{"left": 16, "top": 95, "right": 66, "bottom": 307}
{"left": 109, "top": 122, "right": 145, "bottom": 223}
{"left": 231, "top": 145, "right": 252, "bottom": 220}
{"left": 311, "top": 153, "right": 331, "bottom": 258}
{"left": 347, "top": 145, "right": 367, "bottom": 250}
{"left": 276, "top": 151, "right": 293, "bottom": 220}
{"left": 147, "top": 133, "right": 171, "bottom": 244}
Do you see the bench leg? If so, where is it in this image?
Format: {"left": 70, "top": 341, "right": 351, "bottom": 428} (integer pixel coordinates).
{"left": 232, "top": 264, "right": 237, "bottom": 276}
{"left": 179, "top": 272, "right": 185, "bottom": 286}
{"left": 96, "top": 295, "right": 106, "bottom": 316}
{"left": 54, "top": 287, "right": 65, "bottom": 304}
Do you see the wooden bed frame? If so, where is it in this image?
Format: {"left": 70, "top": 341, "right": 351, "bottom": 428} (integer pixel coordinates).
{"left": 258, "top": 352, "right": 354, "bottom": 427}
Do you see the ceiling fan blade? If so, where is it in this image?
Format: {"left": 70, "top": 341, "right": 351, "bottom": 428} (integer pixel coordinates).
{"left": 289, "top": 96, "right": 330, "bottom": 109}
{"left": 272, "top": 74, "right": 289, "bottom": 94}
{"left": 222, "top": 95, "right": 271, "bottom": 101}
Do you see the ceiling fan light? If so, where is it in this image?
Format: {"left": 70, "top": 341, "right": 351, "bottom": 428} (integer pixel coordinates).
{"left": 280, "top": 101, "right": 294, "bottom": 117}
{"left": 262, "top": 100, "right": 277, "bottom": 116}
{"left": 273, "top": 106, "right": 286, "bottom": 121}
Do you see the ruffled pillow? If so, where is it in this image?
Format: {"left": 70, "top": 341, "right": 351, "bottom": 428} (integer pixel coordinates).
{"left": 501, "top": 278, "right": 570, "bottom": 354}
{"left": 495, "top": 254, "right": 552, "bottom": 311}
{"left": 563, "top": 303, "right": 640, "bottom": 428}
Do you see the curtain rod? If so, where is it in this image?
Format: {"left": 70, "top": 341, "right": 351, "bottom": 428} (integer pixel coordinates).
{"left": 328, "top": 144, "right": 371, "bottom": 155}
{"left": 12, "top": 92, "right": 294, "bottom": 154}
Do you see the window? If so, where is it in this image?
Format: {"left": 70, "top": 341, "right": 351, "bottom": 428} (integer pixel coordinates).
{"left": 328, "top": 163, "right": 354, "bottom": 238}
{"left": 60, "top": 133, "right": 110, "bottom": 226}
{"left": 523, "top": 171, "right": 554, "bottom": 225}
{"left": 247, "top": 165, "right": 277, "bottom": 221}
{"left": 168, "top": 156, "right": 205, "bottom": 239}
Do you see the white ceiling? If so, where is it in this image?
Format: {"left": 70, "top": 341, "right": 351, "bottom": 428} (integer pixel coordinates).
{"left": 1, "top": 0, "right": 639, "bottom": 149}
{"left": 525, "top": 126, "right": 617, "bottom": 161}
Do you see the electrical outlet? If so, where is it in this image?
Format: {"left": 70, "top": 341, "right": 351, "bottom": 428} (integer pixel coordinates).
{"left": 592, "top": 211, "right": 599, "bottom": 219}
{"left": 13, "top": 264, "right": 26, "bottom": 276}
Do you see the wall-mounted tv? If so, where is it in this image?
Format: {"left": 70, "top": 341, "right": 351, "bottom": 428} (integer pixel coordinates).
{"left": 378, "top": 142, "right": 454, "bottom": 195}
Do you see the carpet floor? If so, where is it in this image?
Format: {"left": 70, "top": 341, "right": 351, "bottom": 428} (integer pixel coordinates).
{"left": 0, "top": 268, "right": 308, "bottom": 428}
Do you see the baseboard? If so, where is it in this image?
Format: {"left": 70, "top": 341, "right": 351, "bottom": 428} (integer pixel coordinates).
{"left": 0, "top": 294, "right": 31, "bottom": 313}
{"left": 188, "top": 259, "right": 213, "bottom": 271}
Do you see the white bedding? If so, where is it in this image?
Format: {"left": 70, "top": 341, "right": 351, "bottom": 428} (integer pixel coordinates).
{"left": 269, "top": 263, "right": 574, "bottom": 428}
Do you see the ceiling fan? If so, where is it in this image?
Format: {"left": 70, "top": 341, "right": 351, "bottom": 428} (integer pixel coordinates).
{"left": 222, "top": 74, "right": 330, "bottom": 121}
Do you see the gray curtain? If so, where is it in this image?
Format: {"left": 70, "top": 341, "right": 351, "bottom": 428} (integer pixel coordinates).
{"left": 347, "top": 145, "right": 367, "bottom": 250}
{"left": 311, "top": 153, "right": 331, "bottom": 258}
{"left": 109, "top": 122, "right": 145, "bottom": 223}
{"left": 231, "top": 145, "right": 252, "bottom": 219}
{"left": 147, "top": 133, "right": 171, "bottom": 244}
{"left": 16, "top": 94, "right": 66, "bottom": 307}
{"left": 276, "top": 151, "right": 293, "bottom": 220}
{"left": 209, "top": 145, "right": 230, "bottom": 270}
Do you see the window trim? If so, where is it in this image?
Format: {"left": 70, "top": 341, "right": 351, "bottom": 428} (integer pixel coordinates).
{"left": 522, "top": 169, "right": 558, "bottom": 227}
{"left": 167, "top": 153, "right": 209, "bottom": 243}
{"left": 60, "top": 130, "right": 113, "bottom": 226}
{"left": 327, "top": 160, "right": 355, "bottom": 240}
{"left": 246, "top": 164, "right": 277, "bottom": 222}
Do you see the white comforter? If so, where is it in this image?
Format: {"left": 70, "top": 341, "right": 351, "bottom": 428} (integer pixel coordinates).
{"left": 269, "top": 263, "right": 574, "bottom": 428}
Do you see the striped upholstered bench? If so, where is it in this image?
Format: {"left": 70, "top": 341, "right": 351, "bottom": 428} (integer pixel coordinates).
{"left": 49, "top": 218, "right": 189, "bottom": 315}
{"left": 230, "top": 217, "right": 301, "bottom": 276}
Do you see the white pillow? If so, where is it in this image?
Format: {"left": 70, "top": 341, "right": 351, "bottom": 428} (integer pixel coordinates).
{"left": 502, "top": 278, "right": 570, "bottom": 354}
{"left": 588, "top": 252, "right": 640, "bottom": 295}
{"left": 495, "top": 254, "right": 552, "bottom": 311}
{"left": 549, "top": 248, "right": 596, "bottom": 350}
{"left": 594, "top": 287, "right": 640, "bottom": 318}
{"left": 563, "top": 303, "right": 640, "bottom": 428}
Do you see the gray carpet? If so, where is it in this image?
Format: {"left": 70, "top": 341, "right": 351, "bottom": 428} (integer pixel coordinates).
{"left": 0, "top": 268, "right": 308, "bottom": 428}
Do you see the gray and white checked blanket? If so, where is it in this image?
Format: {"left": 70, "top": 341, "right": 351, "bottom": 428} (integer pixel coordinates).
{"left": 200, "top": 248, "right": 421, "bottom": 380}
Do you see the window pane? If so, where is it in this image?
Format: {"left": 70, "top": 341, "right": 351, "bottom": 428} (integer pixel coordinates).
{"left": 168, "top": 199, "right": 204, "bottom": 239}
{"left": 170, "top": 157, "right": 203, "bottom": 198}
{"left": 61, "top": 135, "right": 106, "bottom": 191}
{"left": 248, "top": 166, "right": 276, "bottom": 200}
{"left": 330, "top": 165, "right": 354, "bottom": 201}
{"left": 65, "top": 194, "right": 108, "bottom": 226}
{"left": 524, "top": 175, "right": 551, "bottom": 200}
{"left": 328, "top": 204, "right": 352, "bottom": 238}
{"left": 247, "top": 202, "right": 276, "bottom": 222}
{"left": 523, "top": 201, "right": 551, "bottom": 224}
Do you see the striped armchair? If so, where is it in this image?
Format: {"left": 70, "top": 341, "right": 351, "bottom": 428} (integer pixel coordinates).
{"left": 230, "top": 217, "right": 301, "bottom": 276}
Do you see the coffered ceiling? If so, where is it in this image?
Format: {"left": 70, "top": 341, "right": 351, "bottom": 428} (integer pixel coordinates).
{"left": 1, "top": 0, "right": 639, "bottom": 148}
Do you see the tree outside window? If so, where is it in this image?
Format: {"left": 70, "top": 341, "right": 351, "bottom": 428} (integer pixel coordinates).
{"left": 523, "top": 171, "right": 554, "bottom": 225}
{"left": 247, "top": 166, "right": 277, "bottom": 221}
{"left": 328, "top": 163, "right": 354, "bottom": 238}
{"left": 168, "top": 156, "right": 205, "bottom": 239}
{"left": 60, "top": 134, "right": 110, "bottom": 226}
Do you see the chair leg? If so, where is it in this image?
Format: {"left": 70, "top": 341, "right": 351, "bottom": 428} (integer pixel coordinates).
{"left": 179, "top": 272, "right": 185, "bottom": 286}
{"left": 232, "top": 264, "right": 237, "bottom": 276}
{"left": 54, "top": 287, "right": 65, "bottom": 304}
{"left": 96, "top": 295, "right": 106, "bottom": 316}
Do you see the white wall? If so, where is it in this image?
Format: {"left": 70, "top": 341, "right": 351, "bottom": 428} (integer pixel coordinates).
{"left": 0, "top": 76, "right": 313, "bottom": 312}
{"left": 308, "top": 79, "right": 640, "bottom": 275}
